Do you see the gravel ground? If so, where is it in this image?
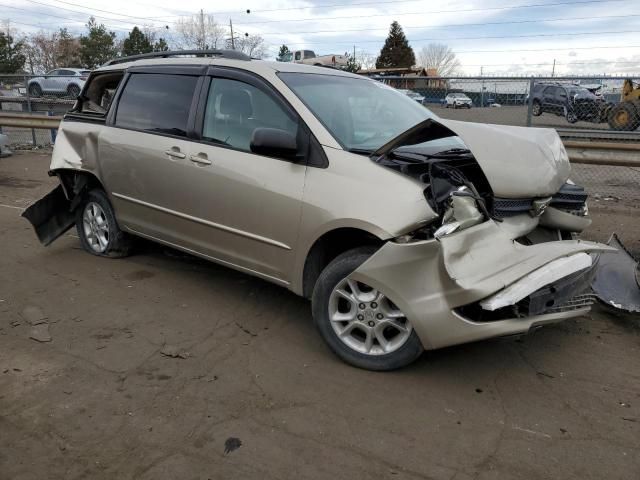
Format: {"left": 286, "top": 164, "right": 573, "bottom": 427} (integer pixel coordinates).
{"left": 1, "top": 152, "right": 639, "bottom": 480}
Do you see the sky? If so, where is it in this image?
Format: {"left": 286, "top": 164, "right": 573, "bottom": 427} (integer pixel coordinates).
{"left": 1, "top": 0, "right": 639, "bottom": 75}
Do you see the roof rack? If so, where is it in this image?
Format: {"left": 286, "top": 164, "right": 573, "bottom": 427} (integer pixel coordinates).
{"left": 103, "top": 49, "right": 250, "bottom": 66}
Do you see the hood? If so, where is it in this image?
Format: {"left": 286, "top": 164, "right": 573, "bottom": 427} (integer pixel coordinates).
{"left": 374, "top": 117, "right": 571, "bottom": 198}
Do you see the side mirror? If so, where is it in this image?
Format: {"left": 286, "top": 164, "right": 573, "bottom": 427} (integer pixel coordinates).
{"left": 250, "top": 127, "right": 299, "bottom": 160}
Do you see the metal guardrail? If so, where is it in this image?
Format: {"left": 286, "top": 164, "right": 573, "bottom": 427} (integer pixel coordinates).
{"left": 0, "top": 111, "right": 638, "bottom": 167}
{"left": 0, "top": 112, "right": 62, "bottom": 129}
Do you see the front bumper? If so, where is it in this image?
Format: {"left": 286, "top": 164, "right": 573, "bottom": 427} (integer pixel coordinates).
{"left": 349, "top": 217, "right": 615, "bottom": 350}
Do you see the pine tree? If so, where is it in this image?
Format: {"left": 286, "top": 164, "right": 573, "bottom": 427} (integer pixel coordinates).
{"left": 277, "top": 44, "right": 290, "bottom": 61}
{"left": 79, "top": 17, "right": 117, "bottom": 68}
{"left": 153, "top": 38, "right": 169, "bottom": 52}
{"left": 0, "top": 33, "right": 26, "bottom": 73}
{"left": 376, "top": 21, "right": 415, "bottom": 69}
{"left": 122, "top": 27, "right": 152, "bottom": 56}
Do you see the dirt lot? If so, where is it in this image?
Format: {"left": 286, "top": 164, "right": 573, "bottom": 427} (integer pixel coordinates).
{"left": 1, "top": 152, "right": 639, "bottom": 480}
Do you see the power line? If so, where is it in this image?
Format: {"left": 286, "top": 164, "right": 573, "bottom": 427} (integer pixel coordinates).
{"left": 250, "top": 13, "right": 640, "bottom": 36}
{"left": 275, "top": 30, "right": 640, "bottom": 46}
{"left": 235, "top": 0, "right": 628, "bottom": 25}
{"left": 18, "top": 0, "right": 176, "bottom": 26}
{"left": 33, "top": 0, "right": 180, "bottom": 23}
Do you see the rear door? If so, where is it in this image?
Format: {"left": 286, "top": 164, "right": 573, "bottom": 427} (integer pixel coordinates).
{"left": 541, "top": 86, "right": 556, "bottom": 113}
{"left": 99, "top": 69, "right": 204, "bottom": 245}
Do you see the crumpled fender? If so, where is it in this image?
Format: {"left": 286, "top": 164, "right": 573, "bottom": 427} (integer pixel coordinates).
{"left": 438, "top": 219, "right": 616, "bottom": 293}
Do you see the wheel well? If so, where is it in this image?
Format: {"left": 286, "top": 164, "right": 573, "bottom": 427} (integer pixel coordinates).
{"left": 54, "top": 169, "right": 104, "bottom": 209}
{"left": 302, "top": 228, "right": 383, "bottom": 299}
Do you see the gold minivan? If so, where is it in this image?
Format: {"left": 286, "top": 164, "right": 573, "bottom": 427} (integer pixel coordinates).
{"left": 24, "top": 50, "right": 619, "bottom": 370}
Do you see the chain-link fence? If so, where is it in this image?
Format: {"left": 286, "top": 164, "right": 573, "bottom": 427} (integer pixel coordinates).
{"left": 0, "top": 73, "right": 79, "bottom": 147}
{"left": 378, "top": 75, "right": 640, "bottom": 140}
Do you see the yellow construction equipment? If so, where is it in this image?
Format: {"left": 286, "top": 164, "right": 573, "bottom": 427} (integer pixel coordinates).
{"left": 608, "top": 78, "right": 640, "bottom": 131}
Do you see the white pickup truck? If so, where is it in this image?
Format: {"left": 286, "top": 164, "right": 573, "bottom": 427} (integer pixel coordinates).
{"left": 279, "top": 50, "right": 348, "bottom": 68}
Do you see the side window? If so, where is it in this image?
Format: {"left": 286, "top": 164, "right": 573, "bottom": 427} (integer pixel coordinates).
{"left": 294, "top": 51, "right": 301, "bottom": 61}
{"left": 78, "top": 71, "right": 124, "bottom": 115}
{"left": 59, "top": 69, "right": 74, "bottom": 76}
{"left": 115, "top": 73, "right": 198, "bottom": 136}
{"left": 542, "top": 86, "right": 554, "bottom": 97}
{"left": 202, "top": 77, "right": 298, "bottom": 153}
{"left": 47, "top": 70, "right": 59, "bottom": 76}
{"left": 557, "top": 88, "right": 568, "bottom": 100}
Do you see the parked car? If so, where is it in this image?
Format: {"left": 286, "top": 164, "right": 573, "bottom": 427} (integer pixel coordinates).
{"left": 27, "top": 68, "right": 92, "bottom": 98}
{"left": 278, "top": 49, "right": 348, "bottom": 68}
{"left": 397, "top": 88, "right": 425, "bottom": 104}
{"left": 445, "top": 92, "right": 473, "bottom": 108}
{"left": 530, "top": 82, "right": 610, "bottom": 124}
{"left": 24, "top": 50, "right": 620, "bottom": 371}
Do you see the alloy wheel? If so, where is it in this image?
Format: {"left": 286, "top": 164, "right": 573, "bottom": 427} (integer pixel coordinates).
{"left": 328, "top": 278, "right": 412, "bottom": 356}
{"left": 82, "top": 201, "right": 109, "bottom": 253}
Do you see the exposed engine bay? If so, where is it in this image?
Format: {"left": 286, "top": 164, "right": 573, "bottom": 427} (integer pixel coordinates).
{"left": 367, "top": 118, "right": 637, "bottom": 316}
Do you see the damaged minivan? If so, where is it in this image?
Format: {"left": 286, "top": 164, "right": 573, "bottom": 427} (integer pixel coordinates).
{"left": 23, "top": 50, "right": 624, "bottom": 370}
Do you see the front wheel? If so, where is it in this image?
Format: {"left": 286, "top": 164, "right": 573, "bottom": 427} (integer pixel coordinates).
{"left": 531, "top": 100, "right": 542, "bottom": 116}
{"left": 76, "top": 189, "right": 133, "bottom": 257}
{"left": 28, "top": 83, "right": 42, "bottom": 97}
{"left": 566, "top": 109, "right": 578, "bottom": 124}
{"left": 312, "top": 247, "right": 423, "bottom": 370}
{"left": 67, "top": 84, "right": 81, "bottom": 98}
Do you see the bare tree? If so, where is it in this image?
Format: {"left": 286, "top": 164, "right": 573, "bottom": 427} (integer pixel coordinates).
{"left": 418, "top": 43, "right": 460, "bottom": 76}
{"left": 232, "top": 34, "right": 267, "bottom": 59}
{"left": 357, "top": 51, "right": 377, "bottom": 71}
{"left": 23, "top": 29, "right": 81, "bottom": 73}
{"left": 175, "top": 12, "right": 226, "bottom": 50}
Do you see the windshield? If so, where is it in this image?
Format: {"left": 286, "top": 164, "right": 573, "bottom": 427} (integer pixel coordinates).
{"left": 279, "top": 52, "right": 293, "bottom": 62}
{"left": 279, "top": 72, "right": 435, "bottom": 151}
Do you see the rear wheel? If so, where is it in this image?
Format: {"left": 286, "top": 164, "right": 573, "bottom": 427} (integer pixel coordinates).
{"left": 28, "top": 83, "right": 42, "bottom": 97}
{"left": 312, "top": 247, "right": 423, "bottom": 370}
{"left": 76, "top": 189, "right": 133, "bottom": 257}
{"left": 608, "top": 102, "right": 640, "bottom": 131}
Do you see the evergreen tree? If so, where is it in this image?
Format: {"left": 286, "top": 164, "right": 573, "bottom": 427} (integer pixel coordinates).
{"left": 344, "top": 53, "right": 361, "bottom": 73}
{"left": 122, "top": 26, "right": 152, "bottom": 56}
{"left": 79, "top": 17, "right": 117, "bottom": 68}
{"left": 0, "top": 33, "right": 26, "bottom": 73}
{"left": 277, "top": 44, "right": 290, "bottom": 61}
{"left": 376, "top": 21, "right": 415, "bottom": 69}
{"left": 153, "top": 38, "right": 169, "bottom": 52}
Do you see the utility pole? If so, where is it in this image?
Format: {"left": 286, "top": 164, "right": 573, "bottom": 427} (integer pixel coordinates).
{"left": 551, "top": 59, "right": 556, "bottom": 77}
{"left": 480, "top": 66, "right": 485, "bottom": 108}
{"left": 229, "top": 19, "right": 235, "bottom": 49}
{"left": 199, "top": 9, "right": 205, "bottom": 50}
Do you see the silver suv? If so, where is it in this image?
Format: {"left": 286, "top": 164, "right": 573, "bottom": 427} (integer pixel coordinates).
{"left": 24, "top": 50, "right": 618, "bottom": 370}
{"left": 27, "top": 68, "right": 92, "bottom": 98}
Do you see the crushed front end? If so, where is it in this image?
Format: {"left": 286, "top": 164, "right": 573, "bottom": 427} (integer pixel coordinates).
{"left": 350, "top": 119, "right": 629, "bottom": 349}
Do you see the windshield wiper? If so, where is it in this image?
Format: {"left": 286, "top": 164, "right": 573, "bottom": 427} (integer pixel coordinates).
{"left": 347, "top": 147, "right": 375, "bottom": 155}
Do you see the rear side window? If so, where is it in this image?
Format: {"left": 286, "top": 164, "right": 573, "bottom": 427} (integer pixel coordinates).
{"left": 115, "top": 74, "right": 198, "bottom": 137}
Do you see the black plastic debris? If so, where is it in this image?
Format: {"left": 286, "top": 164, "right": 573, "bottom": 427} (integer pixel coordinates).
{"left": 591, "top": 234, "right": 640, "bottom": 313}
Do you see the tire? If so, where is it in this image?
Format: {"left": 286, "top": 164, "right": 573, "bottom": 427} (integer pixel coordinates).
{"left": 28, "top": 83, "right": 42, "bottom": 97}
{"left": 311, "top": 246, "right": 424, "bottom": 371}
{"left": 67, "top": 84, "right": 81, "bottom": 98}
{"left": 76, "top": 189, "right": 133, "bottom": 258}
{"left": 566, "top": 109, "right": 578, "bottom": 124}
{"left": 531, "top": 100, "right": 542, "bottom": 116}
{"left": 608, "top": 102, "right": 639, "bottom": 131}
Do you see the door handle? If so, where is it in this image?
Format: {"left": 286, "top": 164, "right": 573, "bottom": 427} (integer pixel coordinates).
{"left": 164, "top": 149, "right": 186, "bottom": 159}
{"left": 189, "top": 154, "right": 212, "bottom": 166}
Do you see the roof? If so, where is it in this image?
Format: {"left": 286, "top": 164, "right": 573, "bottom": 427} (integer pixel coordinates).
{"left": 96, "top": 56, "right": 361, "bottom": 79}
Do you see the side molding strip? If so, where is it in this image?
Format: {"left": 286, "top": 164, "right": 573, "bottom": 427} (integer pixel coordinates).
{"left": 111, "top": 192, "right": 291, "bottom": 251}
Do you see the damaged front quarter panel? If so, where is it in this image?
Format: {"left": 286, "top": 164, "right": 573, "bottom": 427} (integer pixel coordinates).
{"left": 349, "top": 217, "right": 616, "bottom": 350}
